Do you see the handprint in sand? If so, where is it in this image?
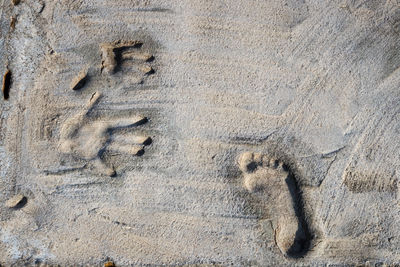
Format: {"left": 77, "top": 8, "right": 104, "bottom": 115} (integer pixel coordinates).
{"left": 59, "top": 92, "right": 151, "bottom": 176}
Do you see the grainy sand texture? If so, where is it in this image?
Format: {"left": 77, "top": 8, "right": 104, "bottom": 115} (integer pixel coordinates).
{"left": 0, "top": 0, "right": 399, "bottom": 266}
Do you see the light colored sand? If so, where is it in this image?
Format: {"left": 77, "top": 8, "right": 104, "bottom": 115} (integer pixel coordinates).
{"left": 0, "top": 0, "right": 399, "bottom": 266}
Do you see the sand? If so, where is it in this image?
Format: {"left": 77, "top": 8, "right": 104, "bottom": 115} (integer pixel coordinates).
{"left": 0, "top": 0, "right": 399, "bottom": 266}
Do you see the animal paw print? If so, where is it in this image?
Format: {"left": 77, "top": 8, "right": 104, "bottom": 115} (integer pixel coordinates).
{"left": 59, "top": 92, "right": 151, "bottom": 176}
{"left": 100, "top": 40, "right": 154, "bottom": 76}
{"left": 239, "top": 152, "right": 310, "bottom": 257}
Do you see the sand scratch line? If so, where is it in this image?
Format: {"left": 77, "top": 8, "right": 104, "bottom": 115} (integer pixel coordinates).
{"left": 96, "top": 212, "right": 182, "bottom": 259}
{"left": 0, "top": 0, "right": 5, "bottom": 23}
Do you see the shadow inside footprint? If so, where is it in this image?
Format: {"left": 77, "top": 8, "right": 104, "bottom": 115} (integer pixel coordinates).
{"left": 238, "top": 152, "right": 313, "bottom": 258}
{"left": 285, "top": 173, "right": 312, "bottom": 258}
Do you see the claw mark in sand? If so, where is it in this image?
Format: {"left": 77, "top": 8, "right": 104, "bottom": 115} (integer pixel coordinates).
{"left": 6, "top": 193, "right": 27, "bottom": 209}
{"left": 59, "top": 91, "right": 151, "bottom": 176}
{"left": 104, "top": 261, "right": 115, "bottom": 267}
{"left": 2, "top": 69, "right": 11, "bottom": 100}
{"left": 10, "top": 16, "right": 16, "bottom": 30}
{"left": 70, "top": 66, "right": 89, "bottom": 91}
{"left": 239, "top": 152, "right": 311, "bottom": 258}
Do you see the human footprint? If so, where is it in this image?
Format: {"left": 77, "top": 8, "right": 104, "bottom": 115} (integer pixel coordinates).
{"left": 59, "top": 91, "right": 151, "bottom": 176}
{"left": 239, "top": 152, "right": 310, "bottom": 257}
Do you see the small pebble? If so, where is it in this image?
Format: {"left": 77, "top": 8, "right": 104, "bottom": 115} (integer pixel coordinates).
{"left": 104, "top": 261, "right": 115, "bottom": 267}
